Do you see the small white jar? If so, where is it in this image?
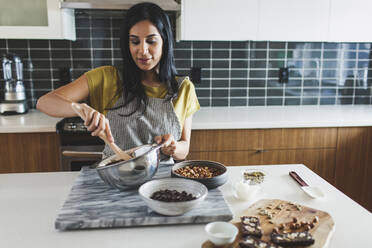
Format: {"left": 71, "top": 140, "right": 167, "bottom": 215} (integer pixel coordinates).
{"left": 232, "top": 180, "right": 261, "bottom": 201}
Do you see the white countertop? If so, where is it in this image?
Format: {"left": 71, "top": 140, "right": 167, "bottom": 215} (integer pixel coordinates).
{"left": 1, "top": 164, "right": 370, "bottom": 248}
{"left": 1, "top": 105, "right": 372, "bottom": 133}
{"left": 192, "top": 105, "right": 372, "bottom": 129}
{"left": 0, "top": 109, "right": 62, "bottom": 133}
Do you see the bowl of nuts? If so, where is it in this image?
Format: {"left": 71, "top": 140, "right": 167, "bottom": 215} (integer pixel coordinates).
{"left": 171, "top": 160, "right": 228, "bottom": 189}
{"left": 138, "top": 178, "right": 208, "bottom": 216}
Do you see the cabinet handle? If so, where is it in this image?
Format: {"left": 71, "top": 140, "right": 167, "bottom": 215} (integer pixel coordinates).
{"left": 255, "top": 149, "right": 267, "bottom": 153}
{"left": 62, "top": 151, "right": 103, "bottom": 159}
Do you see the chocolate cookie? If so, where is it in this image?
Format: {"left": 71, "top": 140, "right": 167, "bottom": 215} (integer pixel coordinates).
{"left": 239, "top": 235, "right": 282, "bottom": 248}
{"left": 241, "top": 216, "right": 263, "bottom": 238}
{"left": 271, "top": 231, "right": 315, "bottom": 247}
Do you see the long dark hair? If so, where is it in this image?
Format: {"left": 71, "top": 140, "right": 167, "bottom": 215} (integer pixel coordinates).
{"left": 114, "top": 2, "right": 178, "bottom": 116}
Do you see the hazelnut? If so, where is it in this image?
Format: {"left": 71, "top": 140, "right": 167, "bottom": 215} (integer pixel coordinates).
{"left": 290, "top": 223, "right": 296, "bottom": 229}
{"left": 309, "top": 223, "right": 315, "bottom": 229}
{"left": 300, "top": 221, "right": 307, "bottom": 226}
{"left": 313, "top": 216, "right": 319, "bottom": 223}
{"left": 273, "top": 227, "right": 279, "bottom": 233}
{"left": 292, "top": 217, "right": 298, "bottom": 223}
{"left": 304, "top": 225, "right": 311, "bottom": 231}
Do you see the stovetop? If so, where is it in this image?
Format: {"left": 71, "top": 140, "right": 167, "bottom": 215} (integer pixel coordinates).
{"left": 63, "top": 122, "right": 88, "bottom": 132}
{"left": 57, "top": 117, "right": 89, "bottom": 134}
{"left": 56, "top": 117, "right": 104, "bottom": 146}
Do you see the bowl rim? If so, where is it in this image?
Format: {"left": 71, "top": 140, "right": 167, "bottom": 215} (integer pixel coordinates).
{"left": 96, "top": 144, "right": 161, "bottom": 170}
{"left": 242, "top": 168, "right": 268, "bottom": 176}
{"left": 138, "top": 178, "right": 208, "bottom": 205}
{"left": 171, "top": 160, "right": 227, "bottom": 180}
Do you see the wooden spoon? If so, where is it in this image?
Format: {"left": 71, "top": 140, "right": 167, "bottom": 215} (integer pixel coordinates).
{"left": 70, "top": 102, "right": 132, "bottom": 161}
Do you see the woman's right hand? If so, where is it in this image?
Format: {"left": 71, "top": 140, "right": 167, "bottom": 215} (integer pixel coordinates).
{"left": 74, "top": 103, "right": 114, "bottom": 143}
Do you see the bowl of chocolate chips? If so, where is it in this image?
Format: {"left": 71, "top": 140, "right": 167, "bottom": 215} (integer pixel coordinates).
{"left": 171, "top": 160, "right": 228, "bottom": 189}
{"left": 138, "top": 178, "right": 208, "bottom": 216}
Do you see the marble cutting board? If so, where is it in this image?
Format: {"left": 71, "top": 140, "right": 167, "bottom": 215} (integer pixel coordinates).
{"left": 55, "top": 164, "right": 233, "bottom": 231}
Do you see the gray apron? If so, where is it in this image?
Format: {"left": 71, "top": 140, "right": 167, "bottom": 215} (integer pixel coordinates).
{"left": 102, "top": 78, "right": 184, "bottom": 162}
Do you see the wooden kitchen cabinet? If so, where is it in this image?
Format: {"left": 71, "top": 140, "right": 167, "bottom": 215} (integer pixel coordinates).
{"left": 189, "top": 129, "right": 263, "bottom": 151}
{"left": 189, "top": 150, "right": 262, "bottom": 166}
{"left": 335, "top": 127, "right": 372, "bottom": 212}
{"left": 188, "top": 127, "right": 372, "bottom": 212}
{"left": 261, "top": 128, "right": 337, "bottom": 184}
{"left": 262, "top": 128, "right": 338, "bottom": 150}
{"left": 188, "top": 129, "right": 263, "bottom": 166}
{"left": 188, "top": 128, "right": 337, "bottom": 184}
{"left": 0, "top": 132, "right": 60, "bottom": 173}
{"left": 261, "top": 149, "right": 336, "bottom": 185}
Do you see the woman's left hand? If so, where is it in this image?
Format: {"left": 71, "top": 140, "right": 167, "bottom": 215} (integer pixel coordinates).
{"left": 154, "top": 134, "right": 177, "bottom": 157}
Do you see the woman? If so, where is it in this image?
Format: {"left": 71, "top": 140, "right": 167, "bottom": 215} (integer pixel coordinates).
{"left": 37, "top": 2, "right": 200, "bottom": 161}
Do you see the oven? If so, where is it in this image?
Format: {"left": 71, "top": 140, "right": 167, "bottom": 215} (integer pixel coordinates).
{"left": 56, "top": 117, "right": 105, "bottom": 171}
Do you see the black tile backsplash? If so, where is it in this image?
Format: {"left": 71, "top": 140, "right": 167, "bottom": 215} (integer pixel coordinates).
{"left": 1, "top": 10, "right": 372, "bottom": 107}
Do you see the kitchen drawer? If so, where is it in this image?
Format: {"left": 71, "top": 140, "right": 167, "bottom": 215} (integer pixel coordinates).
{"left": 190, "top": 129, "right": 263, "bottom": 152}
{"left": 187, "top": 150, "right": 262, "bottom": 166}
{"left": 263, "top": 128, "right": 338, "bottom": 149}
{"left": 190, "top": 128, "right": 338, "bottom": 152}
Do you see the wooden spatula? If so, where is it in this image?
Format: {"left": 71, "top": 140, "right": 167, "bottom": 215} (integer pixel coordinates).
{"left": 71, "top": 102, "right": 132, "bottom": 161}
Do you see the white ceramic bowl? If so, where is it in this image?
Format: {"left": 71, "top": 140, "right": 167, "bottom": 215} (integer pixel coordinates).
{"left": 138, "top": 178, "right": 208, "bottom": 216}
{"left": 205, "top": 221, "right": 238, "bottom": 246}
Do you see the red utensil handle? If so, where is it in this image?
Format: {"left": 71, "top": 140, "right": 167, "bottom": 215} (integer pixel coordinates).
{"left": 289, "top": 171, "right": 308, "bottom": 186}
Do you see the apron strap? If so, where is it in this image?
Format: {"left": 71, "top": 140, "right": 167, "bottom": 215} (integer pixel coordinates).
{"left": 167, "top": 76, "right": 189, "bottom": 100}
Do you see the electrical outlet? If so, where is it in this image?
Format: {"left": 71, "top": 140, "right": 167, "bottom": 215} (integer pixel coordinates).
{"left": 279, "top": 67, "right": 289, "bottom": 84}
{"left": 190, "top": 67, "right": 201, "bottom": 84}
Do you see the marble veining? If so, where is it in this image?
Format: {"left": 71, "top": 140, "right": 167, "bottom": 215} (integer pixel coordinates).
{"left": 55, "top": 164, "right": 233, "bottom": 230}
